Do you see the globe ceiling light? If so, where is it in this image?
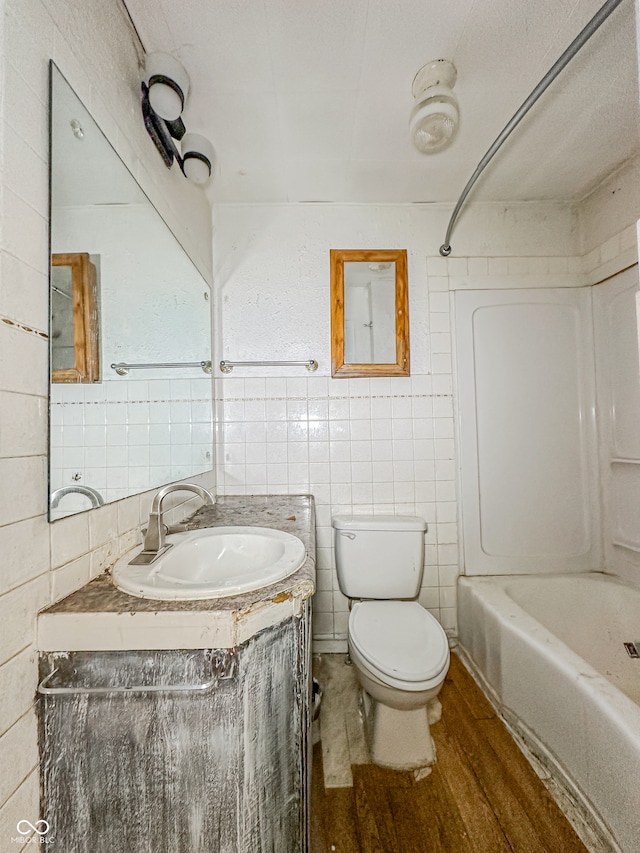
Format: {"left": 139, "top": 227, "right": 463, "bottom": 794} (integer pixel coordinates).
{"left": 141, "top": 53, "right": 216, "bottom": 187}
{"left": 145, "top": 52, "right": 190, "bottom": 122}
{"left": 181, "top": 133, "right": 217, "bottom": 185}
{"left": 409, "top": 59, "right": 459, "bottom": 154}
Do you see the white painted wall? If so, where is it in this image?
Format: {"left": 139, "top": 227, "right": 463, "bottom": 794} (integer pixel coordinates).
{"left": 578, "top": 157, "right": 640, "bottom": 256}
{"left": 214, "top": 204, "right": 576, "bottom": 379}
{"left": 0, "top": 0, "right": 213, "bottom": 836}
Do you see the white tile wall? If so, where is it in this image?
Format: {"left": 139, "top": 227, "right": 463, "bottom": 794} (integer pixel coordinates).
{"left": 216, "top": 371, "right": 460, "bottom": 641}
{"left": 50, "top": 378, "right": 214, "bottom": 514}
{"left": 0, "top": 0, "right": 214, "bottom": 836}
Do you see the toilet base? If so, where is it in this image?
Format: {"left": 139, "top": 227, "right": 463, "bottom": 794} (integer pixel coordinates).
{"left": 361, "top": 688, "right": 443, "bottom": 771}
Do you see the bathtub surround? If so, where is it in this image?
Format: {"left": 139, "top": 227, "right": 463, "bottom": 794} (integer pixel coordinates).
{"left": 0, "top": 0, "right": 213, "bottom": 836}
{"left": 593, "top": 264, "right": 640, "bottom": 585}
{"left": 454, "top": 285, "right": 600, "bottom": 575}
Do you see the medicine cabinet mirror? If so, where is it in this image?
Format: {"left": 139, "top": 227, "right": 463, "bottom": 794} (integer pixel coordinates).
{"left": 330, "top": 249, "right": 409, "bottom": 377}
{"left": 49, "top": 64, "right": 213, "bottom": 521}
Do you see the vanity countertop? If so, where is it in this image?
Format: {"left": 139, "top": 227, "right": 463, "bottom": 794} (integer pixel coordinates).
{"left": 38, "top": 495, "right": 316, "bottom": 652}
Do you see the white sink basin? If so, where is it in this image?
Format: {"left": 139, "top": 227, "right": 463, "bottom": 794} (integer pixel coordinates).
{"left": 112, "top": 526, "right": 307, "bottom": 601}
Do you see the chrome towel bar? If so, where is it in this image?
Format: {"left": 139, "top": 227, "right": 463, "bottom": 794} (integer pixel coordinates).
{"left": 111, "top": 360, "right": 212, "bottom": 376}
{"left": 37, "top": 662, "right": 236, "bottom": 695}
{"left": 220, "top": 359, "right": 318, "bottom": 374}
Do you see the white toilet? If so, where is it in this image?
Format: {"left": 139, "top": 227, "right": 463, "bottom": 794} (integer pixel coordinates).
{"left": 332, "top": 514, "right": 450, "bottom": 772}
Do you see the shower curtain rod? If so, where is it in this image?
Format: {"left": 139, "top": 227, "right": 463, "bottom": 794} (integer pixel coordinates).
{"left": 439, "top": 0, "right": 627, "bottom": 257}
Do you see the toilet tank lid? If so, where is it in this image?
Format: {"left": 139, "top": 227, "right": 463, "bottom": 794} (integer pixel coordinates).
{"left": 332, "top": 514, "right": 427, "bottom": 532}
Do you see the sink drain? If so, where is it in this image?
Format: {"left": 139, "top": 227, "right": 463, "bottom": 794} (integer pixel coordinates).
{"left": 624, "top": 642, "right": 640, "bottom": 658}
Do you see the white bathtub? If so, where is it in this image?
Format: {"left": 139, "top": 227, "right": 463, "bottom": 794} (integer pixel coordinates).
{"left": 458, "top": 572, "right": 640, "bottom": 853}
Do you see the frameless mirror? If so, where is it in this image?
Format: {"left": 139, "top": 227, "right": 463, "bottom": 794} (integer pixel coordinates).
{"left": 330, "top": 249, "right": 409, "bottom": 377}
{"left": 49, "top": 64, "right": 213, "bottom": 520}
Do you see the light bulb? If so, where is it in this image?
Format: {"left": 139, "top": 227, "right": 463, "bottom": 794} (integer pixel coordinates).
{"left": 410, "top": 95, "right": 459, "bottom": 153}
{"left": 410, "top": 60, "right": 459, "bottom": 154}
{"left": 145, "top": 52, "right": 190, "bottom": 121}
{"left": 181, "top": 133, "right": 216, "bottom": 185}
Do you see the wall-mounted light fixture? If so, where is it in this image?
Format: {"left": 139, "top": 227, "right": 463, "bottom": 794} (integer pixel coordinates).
{"left": 409, "top": 59, "right": 459, "bottom": 154}
{"left": 141, "top": 52, "right": 216, "bottom": 185}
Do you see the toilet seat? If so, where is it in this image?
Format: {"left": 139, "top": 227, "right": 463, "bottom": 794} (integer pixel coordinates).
{"left": 349, "top": 601, "right": 449, "bottom": 692}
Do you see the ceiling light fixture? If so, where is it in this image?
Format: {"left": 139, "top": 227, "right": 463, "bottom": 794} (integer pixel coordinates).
{"left": 410, "top": 59, "right": 459, "bottom": 154}
{"left": 145, "top": 52, "right": 190, "bottom": 122}
{"left": 141, "top": 52, "right": 216, "bottom": 186}
{"left": 181, "top": 133, "right": 216, "bottom": 185}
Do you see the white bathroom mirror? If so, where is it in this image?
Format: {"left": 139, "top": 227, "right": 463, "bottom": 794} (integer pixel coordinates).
{"left": 48, "top": 64, "right": 213, "bottom": 521}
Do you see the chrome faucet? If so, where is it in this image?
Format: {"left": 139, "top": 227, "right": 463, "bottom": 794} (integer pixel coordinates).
{"left": 129, "top": 483, "right": 215, "bottom": 566}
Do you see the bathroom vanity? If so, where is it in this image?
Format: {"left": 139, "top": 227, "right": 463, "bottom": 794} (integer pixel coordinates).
{"left": 37, "top": 495, "right": 315, "bottom": 853}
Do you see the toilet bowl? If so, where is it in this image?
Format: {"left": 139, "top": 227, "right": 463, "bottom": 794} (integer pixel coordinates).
{"left": 332, "top": 514, "right": 450, "bottom": 772}
{"left": 348, "top": 600, "right": 450, "bottom": 770}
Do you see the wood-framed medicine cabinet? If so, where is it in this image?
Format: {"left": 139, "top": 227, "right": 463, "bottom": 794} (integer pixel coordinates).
{"left": 50, "top": 252, "right": 100, "bottom": 383}
{"left": 330, "top": 248, "right": 409, "bottom": 378}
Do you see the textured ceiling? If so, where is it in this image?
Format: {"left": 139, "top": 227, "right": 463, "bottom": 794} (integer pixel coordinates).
{"left": 123, "top": 0, "right": 639, "bottom": 204}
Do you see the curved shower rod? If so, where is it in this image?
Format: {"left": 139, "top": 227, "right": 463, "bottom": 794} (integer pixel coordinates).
{"left": 439, "top": 0, "right": 627, "bottom": 257}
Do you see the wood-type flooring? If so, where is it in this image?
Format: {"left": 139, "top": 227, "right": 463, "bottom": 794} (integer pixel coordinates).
{"left": 310, "top": 652, "right": 591, "bottom": 853}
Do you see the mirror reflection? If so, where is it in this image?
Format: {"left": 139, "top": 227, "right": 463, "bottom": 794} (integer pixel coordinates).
{"left": 49, "top": 65, "right": 213, "bottom": 521}
{"left": 343, "top": 261, "right": 397, "bottom": 364}
{"left": 330, "top": 249, "right": 409, "bottom": 378}
{"left": 51, "top": 252, "right": 100, "bottom": 382}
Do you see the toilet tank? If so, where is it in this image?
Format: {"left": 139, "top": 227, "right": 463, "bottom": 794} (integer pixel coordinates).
{"left": 332, "top": 515, "right": 427, "bottom": 599}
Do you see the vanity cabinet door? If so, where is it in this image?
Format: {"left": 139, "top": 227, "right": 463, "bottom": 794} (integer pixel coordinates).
{"left": 39, "top": 613, "right": 311, "bottom": 852}
{"left": 239, "top": 607, "right": 310, "bottom": 851}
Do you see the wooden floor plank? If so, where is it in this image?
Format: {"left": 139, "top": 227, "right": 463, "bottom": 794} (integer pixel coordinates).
{"left": 352, "top": 764, "right": 401, "bottom": 852}
{"left": 478, "top": 717, "right": 589, "bottom": 853}
{"left": 323, "top": 788, "right": 363, "bottom": 853}
{"left": 387, "top": 778, "right": 442, "bottom": 853}
{"left": 311, "top": 743, "right": 361, "bottom": 853}
{"left": 311, "top": 652, "right": 590, "bottom": 853}
{"left": 444, "top": 679, "right": 565, "bottom": 853}
{"left": 432, "top": 715, "right": 514, "bottom": 853}
{"left": 410, "top": 764, "right": 478, "bottom": 853}
{"left": 310, "top": 743, "right": 327, "bottom": 852}
{"left": 446, "top": 653, "right": 496, "bottom": 720}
